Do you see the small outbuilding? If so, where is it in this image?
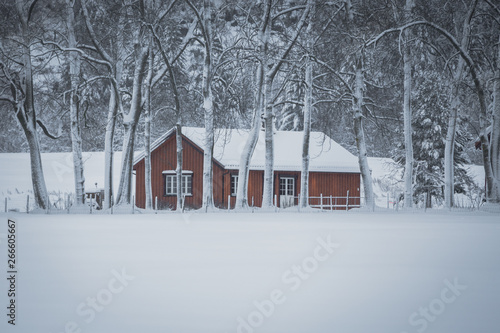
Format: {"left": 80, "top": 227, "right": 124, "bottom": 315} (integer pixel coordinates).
{"left": 133, "top": 127, "right": 361, "bottom": 210}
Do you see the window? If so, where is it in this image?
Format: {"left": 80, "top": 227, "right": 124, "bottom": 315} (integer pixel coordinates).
{"left": 279, "top": 177, "right": 295, "bottom": 196}
{"left": 164, "top": 172, "right": 192, "bottom": 196}
{"left": 231, "top": 174, "right": 238, "bottom": 196}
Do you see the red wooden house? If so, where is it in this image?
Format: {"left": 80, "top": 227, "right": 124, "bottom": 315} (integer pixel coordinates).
{"left": 133, "top": 127, "right": 361, "bottom": 210}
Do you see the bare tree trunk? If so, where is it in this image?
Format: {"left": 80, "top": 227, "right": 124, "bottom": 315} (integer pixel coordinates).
{"left": 25, "top": 123, "right": 49, "bottom": 209}
{"left": 237, "top": 0, "right": 311, "bottom": 209}
{"left": 202, "top": 0, "right": 215, "bottom": 210}
{"left": 103, "top": 82, "right": 119, "bottom": 208}
{"left": 353, "top": 53, "right": 374, "bottom": 210}
{"left": 444, "top": 0, "right": 476, "bottom": 208}
{"left": 235, "top": 64, "right": 264, "bottom": 210}
{"left": 150, "top": 20, "right": 184, "bottom": 211}
{"left": 144, "top": 43, "right": 154, "bottom": 210}
{"left": 402, "top": 0, "right": 414, "bottom": 208}
{"left": 235, "top": 0, "right": 271, "bottom": 210}
{"left": 444, "top": 93, "right": 458, "bottom": 208}
{"left": 299, "top": 5, "right": 314, "bottom": 209}
{"left": 260, "top": 0, "right": 274, "bottom": 208}
{"left": 426, "top": 191, "right": 432, "bottom": 209}
{"left": 176, "top": 125, "right": 183, "bottom": 210}
{"left": 489, "top": 35, "right": 500, "bottom": 202}
{"left": 369, "top": 5, "right": 497, "bottom": 204}
{"left": 97, "top": 4, "right": 126, "bottom": 209}
{"left": 116, "top": 48, "right": 149, "bottom": 205}
{"left": 66, "top": 0, "right": 85, "bottom": 205}
{"left": 263, "top": 0, "right": 312, "bottom": 208}
{"left": 261, "top": 75, "right": 274, "bottom": 209}
{"left": 14, "top": 1, "right": 49, "bottom": 209}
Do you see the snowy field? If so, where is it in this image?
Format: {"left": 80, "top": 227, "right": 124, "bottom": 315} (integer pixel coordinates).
{"left": 0, "top": 152, "right": 127, "bottom": 211}
{"left": 1, "top": 211, "right": 499, "bottom": 333}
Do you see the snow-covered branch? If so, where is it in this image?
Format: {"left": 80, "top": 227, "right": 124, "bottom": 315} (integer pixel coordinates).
{"left": 40, "top": 40, "right": 113, "bottom": 70}
{"left": 80, "top": 0, "right": 114, "bottom": 66}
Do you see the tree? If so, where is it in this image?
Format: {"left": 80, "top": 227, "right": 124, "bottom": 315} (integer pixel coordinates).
{"left": 200, "top": 0, "right": 216, "bottom": 210}
{"left": 234, "top": 0, "right": 312, "bottom": 209}
{"left": 299, "top": 2, "right": 314, "bottom": 209}
{"left": 400, "top": 0, "right": 415, "bottom": 208}
{"left": 443, "top": 0, "right": 477, "bottom": 208}
{"left": 80, "top": 0, "right": 127, "bottom": 208}
{"left": 114, "top": 0, "right": 149, "bottom": 205}
{"left": 148, "top": 1, "right": 193, "bottom": 211}
{"left": 143, "top": 39, "right": 154, "bottom": 210}
{"left": 412, "top": 71, "right": 472, "bottom": 207}
{"left": 0, "top": 0, "right": 50, "bottom": 209}
{"left": 352, "top": 51, "right": 375, "bottom": 210}
{"left": 65, "top": 0, "right": 85, "bottom": 205}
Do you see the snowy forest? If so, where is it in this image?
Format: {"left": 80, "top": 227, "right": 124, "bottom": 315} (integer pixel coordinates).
{"left": 0, "top": 0, "right": 499, "bottom": 210}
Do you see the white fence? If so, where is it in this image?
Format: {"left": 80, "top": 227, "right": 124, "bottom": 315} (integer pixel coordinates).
{"left": 2, "top": 192, "right": 493, "bottom": 214}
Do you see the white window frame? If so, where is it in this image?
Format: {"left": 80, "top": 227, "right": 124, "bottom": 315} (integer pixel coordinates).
{"left": 230, "top": 174, "right": 238, "bottom": 196}
{"left": 164, "top": 171, "right": 193, "bottom": 196}
{"left": 279, "top": 176, "right": 295, "bottom": 196}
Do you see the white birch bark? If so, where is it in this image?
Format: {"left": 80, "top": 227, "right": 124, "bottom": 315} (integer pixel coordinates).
{"left": 444, "top": 1, "right": 476, "bottom": 208}
{"left": 353, "top": 54, "right": 374, "bottom": 210}
{"left": 176, "top": 125, "right": 183, "bottom": 210}
{"left": 402, "top": 0, "right": 414, "bottom": 208}
{"left": 150, "top": 19, "right": 185, "bottom": 211}
{"left": 299, "top": 4, "right": 314, "bottom": 209}
{"left": 262, "top": 0, "right": 312, "bottom": 208}
{"left": 202, "top": 0, "right": 215, "bottom": 210}
{"left": 236, "top": 0, "right": 311, "bottom": 209}
{"left": 81, "top": 0, "right": 125, "bottom": 209}
{"left": 489, "top": 36, "right": 500, "bottom": 202}
{"left": 367, "top": 10, "right": 497, "bottom": 204}
{"left": 235, "top": 0, "right": 271, "bottom": 210}
{"left": 261, "top": 26, "right": 274, "bottom": 209}
{"left": 235, "top": 63, "right": 264, "bottom": 209}
{"left": 14, "top": 0, "right": 49, "bottom": 209}
{"left": 115, "top": 48, "right": 149, "bottom": 205}
{"left": 66, "top": 0, "right": 85, "bottom": 205}
{"left": 144, "top": 43, "right": 154, "bottom": 210}
{"left": 103, "top": 81, "right": 120, "bottom": 208}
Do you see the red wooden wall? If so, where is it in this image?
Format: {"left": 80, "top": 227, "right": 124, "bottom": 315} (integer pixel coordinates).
{"left": 134, "top": 133, "right": 224, "bottom": 210}
{"left": 134, "top": 131, "right": 361, "bottom": 210}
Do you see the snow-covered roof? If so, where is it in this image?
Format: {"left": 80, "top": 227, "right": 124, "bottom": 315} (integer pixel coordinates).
{"left": 135, "top": 127, "right": 360, "bottom": 173}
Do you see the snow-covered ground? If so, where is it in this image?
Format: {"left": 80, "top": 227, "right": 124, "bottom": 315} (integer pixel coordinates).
{"left": 0, "top": 152, "right": 128, "bottom": 211}
{"left": 0, "top": 211, "right": 498, "bottom": 333}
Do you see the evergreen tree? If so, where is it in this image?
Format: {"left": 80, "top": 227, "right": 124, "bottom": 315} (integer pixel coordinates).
{"left": 410, "top": 72, "right": 473, "bottom": 207}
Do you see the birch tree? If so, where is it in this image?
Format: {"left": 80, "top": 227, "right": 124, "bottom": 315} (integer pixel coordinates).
{"left": 369, "top": 17, "right": 500, "bottom": 203}
{"left": 444, "top": 0, "right": 477, "bottom": 208}
{"left": 488, "top": 2, "right": 500, "bottom": 202}
{"left": 111, "top": 0, "right": 163, "bottom": 205}
{"left": 143, "top": 40, "right": 154, "bottom": 210}
{"left": 492, "top": 35, "right": 500, "bottom": 188}
{"left": 0, "top": 0, "right": 50, "bottom": 209}
{"left": 201, "top": 0, "right": 215, "bottom": 210}
{"left": 299, "top": 2, "right": 314, "bottom": 209}
{"left": 115, "top": 43, "right": 149, "bottom": 205}
{"left": 66, "top": 0, "right": 85, "bottom": 205}
{"left": 353, "top": 52, "right": 374, "bottom": 210}
{"left": 234, "top": 1, "right": 271, "bottom": 210}
{"left": 234, "top": 0, "right": 312, "bottom": 209}
{"left": 81, "top": 0, "right": 126, "bottom": 209}
{"left": 401, "top": 0, "right": 414, "bottom": 208}
{"left": 149, "top": 12, "right": 190, "bottom": 211}
{"left": 183, "top": 0, "right": 216, "bottom": 210}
